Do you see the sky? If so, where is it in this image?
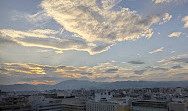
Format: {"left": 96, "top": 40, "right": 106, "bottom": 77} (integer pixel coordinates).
{"left": 0, "top": 0, "right": 188, "bottom": 85}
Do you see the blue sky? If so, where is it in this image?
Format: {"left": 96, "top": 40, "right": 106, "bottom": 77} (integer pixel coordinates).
{"left": 0, "top": 0, "right": 188, "bottom": 85}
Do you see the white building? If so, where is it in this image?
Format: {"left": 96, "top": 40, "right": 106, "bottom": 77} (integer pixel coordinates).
{"left": 95, "top": 91, "right": 112, "bottom": 102}
{"left": 28, "top": 95, "right": 62, "bottom": 111}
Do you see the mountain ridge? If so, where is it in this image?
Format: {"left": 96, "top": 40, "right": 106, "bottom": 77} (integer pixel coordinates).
{"left": 0, "top": 80, "right": 188, "bottom": 91}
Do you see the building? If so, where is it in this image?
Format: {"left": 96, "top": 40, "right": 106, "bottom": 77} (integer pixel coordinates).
{"left": 169, "top": 102, "right": 188, "bottom": 111}
{"left": 36, "top": 103, "right": 62, "bottom": 111}
{"left": 28, "top": 95, "right": 62, "bottom": 111}
{"left": 86, "top": 101, "right": 131, "bottom": 111}
{"left": 0, "top": 96, "right": 31, "bottom": 111}
{"left": 95, "top": 91, "right": 112, "bottom": 102}
{"left": 132, "top": 100, "right": 168, "bottom": 111}
{"left": 86, "top": 101, "right": 118, "bottom": 111}
{"left": 61, "top": 98, "right": 86, "bottom": 111}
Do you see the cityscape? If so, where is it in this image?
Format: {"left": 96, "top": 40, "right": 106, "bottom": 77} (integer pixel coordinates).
{"left": 0, "top": 0, "right": 188, "bottom": 111}
{"left": 0, "top": 81, "right": 188, "bottom": 111}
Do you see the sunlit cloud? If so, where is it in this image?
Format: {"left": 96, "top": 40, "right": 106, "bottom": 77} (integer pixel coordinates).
{"left": 41, "top": 0, "right": 164, "bottom": 43}
{"left": 0, "top": 29, "right": 113, "bottom": 55}
{"left": 158, "top": 54, "right": 188, "bottom": 63}
{"left": 149, "top": 47, "right": 164, "bottom": 54}
{"left": 159, "top": 13, "right": 172, "bottom": 24}
{"left": 168, "top": 32, "right": 182, "bottom": 37}
{"left": 11, "top": 10, "right": 51, "bottom": 27}
{"left": 182, "top": 16, "right": 188, "bottom": 28}
{"left": 1, "top": 61, "right": 187, "bottom": 84}
{"left": 152, "top": 0, "right": 181, "bottom": 4}
{"left": 17, "top": 80, "right": 55, "bottom": 85}
{"left": 0, "top": 62, "right": 133, "bottom": 84}
{"left": 0, "top": 29, "right": 58, "bottom": 39}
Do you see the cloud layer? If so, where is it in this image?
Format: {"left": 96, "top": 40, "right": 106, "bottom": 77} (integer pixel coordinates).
{"left": 1, "top": 60, "right": 187, "bottom": 84}
{"left": 182, "top": 16, "right": 188, "bottom": 28}
{"left": 152, "top": 0, "right": 179, "bottom": 4}
{"left": 41, "top": 0, "right": 162, "bottom": 43}
{"left": 149, "top": 47, "right": 164, "bottom": 54}
{"left": 168, "top": 32, "right": 182, "bottom": 37}
{"left": 0, "top": 29, "right": 112, "bottom": 55}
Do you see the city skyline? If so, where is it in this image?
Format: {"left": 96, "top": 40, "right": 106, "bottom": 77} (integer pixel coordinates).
{"left": 0, "top": 0, "right": 188, "bottom": 85}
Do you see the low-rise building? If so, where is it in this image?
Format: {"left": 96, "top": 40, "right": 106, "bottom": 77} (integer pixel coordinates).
{"left": 132, "top": 100, "right": 168, "bottom": 111}
{"left": 86, "top": 101, "right": 131, "bottom": 111}
{"left": 61, "top": 98, "right": 86, "bottom": 111}
{"left": 169, "top": 102, "right": 188, "bottom": 111}
{"left": 0, "top": 96, "right": 31, "bottom": 111}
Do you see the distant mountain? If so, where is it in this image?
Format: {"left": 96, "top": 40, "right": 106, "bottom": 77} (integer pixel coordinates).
{"left": 0, "top": 80, "right": 188, "bottom": 91}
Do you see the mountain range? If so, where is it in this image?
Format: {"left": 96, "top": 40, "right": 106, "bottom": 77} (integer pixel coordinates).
{"left": 0, "top": 80, "right": 188, "bottom": 91}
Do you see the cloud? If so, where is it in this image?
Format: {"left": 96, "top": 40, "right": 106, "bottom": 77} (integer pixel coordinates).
{"left": 159, "top": 13, "right": 172, "bottom": 24}
{"left": 182, "top": 16, "right": 188, "bottom": 28}
{"left": 171, "top": 58, "right": 188, "bottom": 63}
{"left": 134, "top": 69, "right": 146, "bottom": 75}
{"left": 0, "top": 62, "right": 133, "bottom": 84}
{"left": 0, "top": 29, "right": 58, "bottom": 39}
{"left": 158, "top": 54, "right": 188, "bottom": 63}
{"left": 105, "top": 68, "right": 118, "bottom": 73}
{"left": 0, "top": 29, "right": 112, "bottom": 55}
{"left": 168, "top": 32, "right": 182, "bottom": 37}
{"left": 171, "top": 65, "right": 182, "bottom": 69}
{"left": 1, "top": 62, "right": 188, "bottom": 84}
{"left": 0, "top": 37, "right": 18, "bottom": 45}
{"left": 150, "top": 67, "right": 169, "bottom": 71}
{"left": 17, "top": 80, "right": 55, "bottom": 85}
{"left": 152, "top": 0, "right": 178, "bottom": 4}
{"left": 40, "top": 0, "right": 163, "bottom": 43}
{"left": 128, "top": 60, "right": 145, "bottom": 64}
{"left": 149, "top": 47, "right": 164, "bottom": 54}
{"left": 80, "top": 72, "right": 93, "bottom": 75}
{"left": 11, "top": 10, "right": 51, "bottom": 26}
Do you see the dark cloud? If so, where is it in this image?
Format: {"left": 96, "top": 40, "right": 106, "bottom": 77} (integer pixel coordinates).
{"left": 91, "top": 43, "right": 112, "bottom": 52}
{"left": 105, "top": 68, "right": 118, "bottom": 73}
{"left": 128, "top": 61, "right": 145, "bottom": 64}
{"left": 20, "top": 76, "right": 62, "bottom": 82}
{"left": 134, "top": 69, "right": 146, "bottom": 75}
{"left": 57, "top": 66, "right": 66, "bottom": 69}
{"left": 0, "top": 37, "right": 18, "bottom": 44}
{"left": 80, "top": 72, "right": 93, "bottom": 75}
{"left": 113, "top": 74, "right": 128, "bottom": 79}
{"left": 146, "top": 66, "right": 168, "bottom": 71}
{"left": 173, "top": 73, "right": 188, "bottom": 78}
{"left": 171, "top": 58, "right": 188, "bottom": 63}
{"left": 94, "top": 77, "right": 110, "bottom": 81}
{"left": 177, "top": 73, "right": 188, "bottom": 76}
{"left": 0, "top": 68, "right": 7, "bottom": 72}
{"left": 39, "top": 66, "right": 56, "bottom": 71}
{"left": 171, "top": 65, "right": 182, "bottom": 69}
{"left": 128, "top": 76, "right": 141, "bottom": 79}
{"left": 151, "top": 67, "right": 168, "bottom": 71}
